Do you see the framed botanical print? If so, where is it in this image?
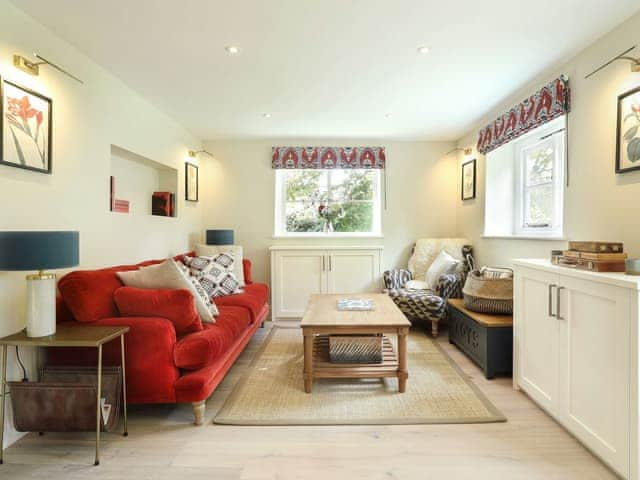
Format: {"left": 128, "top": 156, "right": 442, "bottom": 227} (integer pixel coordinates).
{"left": 616, "top": 86, "right": 640, "bottom": 174}
{"left": 185, "top": 162, "right": 198, "bottom": 201}
{"left": 1, "top": 78, "right": 53, "bottom": 174}
{"left": 461, "top": 159, "right": 476, "bottom": 200}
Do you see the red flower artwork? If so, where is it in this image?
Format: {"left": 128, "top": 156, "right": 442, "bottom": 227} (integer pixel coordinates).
{"left": 5, "top": 94, "right": 47, "bottom": 167}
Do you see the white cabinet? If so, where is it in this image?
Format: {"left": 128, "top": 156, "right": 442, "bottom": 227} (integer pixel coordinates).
{"left": 514, "top": 260, "right": 638, "bottom": 479}
{"left": 270, "top": 246, "right": 382, "bottom": 320}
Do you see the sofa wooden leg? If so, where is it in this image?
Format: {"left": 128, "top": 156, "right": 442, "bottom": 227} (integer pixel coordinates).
{"left": 192, "top": 401, "right": 206, "bottom": 425}
{"left": 431, "top": 321, "right": 438, "bottom": 338}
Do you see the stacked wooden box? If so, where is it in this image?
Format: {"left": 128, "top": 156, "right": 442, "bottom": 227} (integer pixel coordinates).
{"left": 552, "top": 241, "right": 626, "bottom": 272}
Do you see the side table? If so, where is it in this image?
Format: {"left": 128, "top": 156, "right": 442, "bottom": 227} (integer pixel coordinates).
{"left": 0, "top": 324, "right": 129, "bottom": 466}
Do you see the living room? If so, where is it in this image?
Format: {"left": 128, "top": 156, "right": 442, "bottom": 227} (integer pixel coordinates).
{"left": 1, "top": 1, "right": 640, "bottom": 478}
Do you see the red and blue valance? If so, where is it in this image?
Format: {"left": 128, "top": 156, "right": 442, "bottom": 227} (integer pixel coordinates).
{"left": 477, "top": 75, "right": 570, "bottom": 155}
{"left": 272, "top": 146, "right": 386, "bottom": 169}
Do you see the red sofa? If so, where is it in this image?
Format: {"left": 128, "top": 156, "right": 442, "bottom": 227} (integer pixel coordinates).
{"left": 51, "top": 253, "right": 269, "bottom": 424}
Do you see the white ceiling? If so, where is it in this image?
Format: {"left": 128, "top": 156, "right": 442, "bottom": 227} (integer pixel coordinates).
{"left": 10, "top": 0, "right": 640, "bottom": 141}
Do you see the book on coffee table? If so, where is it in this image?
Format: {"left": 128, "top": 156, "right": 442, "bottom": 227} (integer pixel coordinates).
{"left": 336, "top": 298, "right": 375, "bottom": 311}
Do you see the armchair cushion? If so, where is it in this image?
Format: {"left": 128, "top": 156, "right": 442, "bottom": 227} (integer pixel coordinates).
{"left": 408, "top": 238, "right": 470, "bottom": 283}
{"left": 385, "top": 287, "right": 445, "bottom": 324}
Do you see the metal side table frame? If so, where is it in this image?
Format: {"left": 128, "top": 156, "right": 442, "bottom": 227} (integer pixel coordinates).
{"left": 0, "top": 325, "right": 129, "bottom": 466}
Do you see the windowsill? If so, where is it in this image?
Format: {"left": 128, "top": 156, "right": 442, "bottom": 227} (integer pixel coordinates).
{"left": 272, "top": 233, "right": 384, "bottom": 239}
{"left": 481, "top": 234, "right": 566, "bottom": 241}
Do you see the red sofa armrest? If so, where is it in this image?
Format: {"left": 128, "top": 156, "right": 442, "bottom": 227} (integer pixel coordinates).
{"left": 242, "top": 259, "right": 253, "bottom": 285}
{"left": 93, "top": 316, "right": 180, "bottom": 403}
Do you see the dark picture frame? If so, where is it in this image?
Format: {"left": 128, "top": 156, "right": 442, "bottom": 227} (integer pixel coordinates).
{"left": 185, "top": 162, "right": 199, "bottom": 202}
{"left": 616, "top": 86, "right": 640, "bottom": 174}
{"left": 461, "top": 158, "right": 476, "bottom": 200}
{"left": 1, "top": 78, "right": 53, "bottom": 174}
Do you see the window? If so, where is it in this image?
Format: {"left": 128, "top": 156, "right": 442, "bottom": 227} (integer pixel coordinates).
{"left": 484, "top": 116, "right": 565, "bottom": 239}
{"left": 275, "top": 169, "right": 381, "bottom": 236}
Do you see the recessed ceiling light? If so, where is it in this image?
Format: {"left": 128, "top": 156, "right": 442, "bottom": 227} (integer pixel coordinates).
{"left": 225, "top": 45, "right": 241, "bottom": 55}
{"left": 385, "top": 113, "right": 392, "bottom": 118}
{"left": 263, "top": 113, "right": 272, "bottom": 118}
{"left": 417, "top": 46, "right": 430, "bottom": 54}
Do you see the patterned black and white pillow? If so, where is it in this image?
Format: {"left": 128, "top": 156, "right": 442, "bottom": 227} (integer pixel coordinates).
{"left": 183, "top": 254, "right": 242, "bottom": 298}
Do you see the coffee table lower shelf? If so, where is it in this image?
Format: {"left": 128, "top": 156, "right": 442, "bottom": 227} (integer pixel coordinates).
{"left": 304, "top": 335, "right": 406, "bottom": 392}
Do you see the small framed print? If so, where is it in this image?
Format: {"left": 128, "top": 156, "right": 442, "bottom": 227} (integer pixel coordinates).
{"left": 185, "top": 162, "right": 198, "bottom": 202}
{"left": 616, "top": 86, "right": 640, "bottom": 174}
{"left": 1, "top": 79, "right": 53, "bottom": 174}
{"left": 461, "top": 158, "right": 476, "bottom": 200}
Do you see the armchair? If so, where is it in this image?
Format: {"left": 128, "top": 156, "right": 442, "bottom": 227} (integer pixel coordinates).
{"left": 383, "top": 239, "right": 472, "bottom": 337}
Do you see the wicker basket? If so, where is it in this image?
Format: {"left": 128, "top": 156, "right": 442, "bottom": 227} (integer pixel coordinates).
{"left": 462, "top": 270, "right": 513, "bottom": 315}
{"left": 329, "top": 335, "right": 383, "bottom": 364}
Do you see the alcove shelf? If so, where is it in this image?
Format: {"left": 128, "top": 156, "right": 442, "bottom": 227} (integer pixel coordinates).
{"left": 109, "top": 145, "right": 178, "bottom": 218}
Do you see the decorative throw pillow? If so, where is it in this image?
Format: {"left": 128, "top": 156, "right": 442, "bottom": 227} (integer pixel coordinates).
{"left": 114, "top": 287, "right": 203, "bottom": 336}
{"left": 116, "top": 259, "right": 218, "bottom": 323}
{"left": 195, "top": 244, "right": 246, "bottom": 286}
{"left": 184, "top": 254, "right": 242, "bottom": 298}
{"left": 425, "top": 250, "right": 460, "bottom": 290}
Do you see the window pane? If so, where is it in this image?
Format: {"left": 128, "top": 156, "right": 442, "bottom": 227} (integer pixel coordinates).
{"left": 329, "top": 169, "right": 375, "bottom": 201}
{"left": 285, "top": 170, "right": 328, "bottom": 203}
{"left": 525, "top": 184, "right": 553, "bottom": 227}
{"left": 525, "top": 141, "right": 554, "bottom": 187}
{"left": 330, "top": 201, "right": 374, "bottom": 233}
{"left": 285, "top": 201, "right": 325, "bottom": 232}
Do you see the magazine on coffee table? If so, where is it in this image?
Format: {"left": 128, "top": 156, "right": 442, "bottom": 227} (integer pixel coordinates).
{"left": 336, "top": 298, "right": 375, "bottom": 311}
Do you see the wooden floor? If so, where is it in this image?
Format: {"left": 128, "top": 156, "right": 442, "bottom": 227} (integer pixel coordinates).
{"left": 2, "top": 322, "right": 617, "bottom": 480}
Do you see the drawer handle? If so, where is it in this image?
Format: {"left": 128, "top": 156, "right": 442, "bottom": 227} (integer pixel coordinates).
{"left": 548, "top": 284, "right": 557, "bottom": 318}
{"left": 556, "top": 286, "right": 565, "bottom": 320}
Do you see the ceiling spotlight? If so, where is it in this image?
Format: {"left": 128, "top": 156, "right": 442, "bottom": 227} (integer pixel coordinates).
{"left": 385, "top": 113, "right": 392, "bottom": 118}
{"left": 225, "top": 45, "right": 241, "bottom": 55}
{"left": 263, "top": 113, "right": 272, "bottom": 118}
{"left": 417, "top": 46, "right": 430, "bottom": 54}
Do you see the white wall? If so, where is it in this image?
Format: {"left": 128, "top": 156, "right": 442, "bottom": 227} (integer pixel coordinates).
{"left": 201, "top": 140, "right": 458, "bottom": 285}
{"left": 455, "top": 10, "right": 640, "bottom": 267}
{"left": 0, "top": 0, "right": 202, "bottom": 446}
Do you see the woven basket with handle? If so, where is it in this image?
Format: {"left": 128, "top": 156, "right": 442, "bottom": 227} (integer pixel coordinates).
{"left": 462, "top": 269, "right": 513, "bottom": 315}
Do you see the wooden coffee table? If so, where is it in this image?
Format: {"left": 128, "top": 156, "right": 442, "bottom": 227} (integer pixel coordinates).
{"left": 301, "top": 294, "right": 410, "bottom": 393}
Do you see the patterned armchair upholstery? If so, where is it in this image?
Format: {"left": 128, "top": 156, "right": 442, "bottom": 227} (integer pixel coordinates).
{"left": 383, "top": 240, "right": 472, "bottom": 337}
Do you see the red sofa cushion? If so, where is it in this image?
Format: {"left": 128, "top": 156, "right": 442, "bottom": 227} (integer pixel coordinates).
{"left": 173, "top": 306, "right": 250, "bottom": 370}
{"left": 214, "top": 283, "right": 269, "bottom": 323}
{"left": 114, "top": 287, "right": 203, "bottom": 336}
{"left": 57, "top": 251, "right": 196, "bottom": 324}
{"left": 58, "top": 266, "right": 136, "bottom": 322}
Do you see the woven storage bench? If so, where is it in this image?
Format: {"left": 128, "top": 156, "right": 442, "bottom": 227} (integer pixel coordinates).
{"left": 329, "top": 335, "right": 383, "bottom": 364}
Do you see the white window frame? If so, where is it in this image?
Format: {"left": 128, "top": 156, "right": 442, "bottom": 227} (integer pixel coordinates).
{"left": 483, "top": 115, "right": 566, "bottom": 240}
{"left": 274, "top": 169, "right": 382, "bottom": 238}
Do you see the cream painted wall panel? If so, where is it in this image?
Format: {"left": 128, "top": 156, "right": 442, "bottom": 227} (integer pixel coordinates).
{"left": 201, "top": 140, "right": 457, "bottom": 285}
{"left": 0, "top": 0, "right": 203, "bottom": 447}
{"left": 455, "top": 11, "right": 640, "bottom": 267}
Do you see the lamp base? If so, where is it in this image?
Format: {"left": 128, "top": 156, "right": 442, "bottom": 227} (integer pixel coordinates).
{"left": 26, "top": 272, "right": 57, "bottom": 337}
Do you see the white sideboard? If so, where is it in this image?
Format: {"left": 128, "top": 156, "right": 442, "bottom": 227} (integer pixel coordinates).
{"left": 270, "top": 246, "right": 383, "bottom": 320}
{"left": 513, "top": 259, "right": 639, "bottom": 479}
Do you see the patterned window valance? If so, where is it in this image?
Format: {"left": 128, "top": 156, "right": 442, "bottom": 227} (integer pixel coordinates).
{"left": 271, "top": 146, "right": 385, "bottom": 169}
{"left": 477, "top": 75, "right": 570, "bottom": 155}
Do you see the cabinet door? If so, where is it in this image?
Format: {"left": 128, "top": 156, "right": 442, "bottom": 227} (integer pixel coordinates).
{"left": 271, "top": 250, "right": 327, "bottom": 319}
{"left": 557, "top": 275, "right": 630, "bottom": 478}
{"left": 514, "top": 266, "right": 560, "bottom": 415}
{"left": 326, "top": 250, "right": 381, "bottom": 294}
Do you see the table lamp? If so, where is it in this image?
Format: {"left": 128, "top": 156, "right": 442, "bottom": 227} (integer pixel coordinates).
{"left": 0, "top": 231, "right": 79, "bottom": 337}
{"left": 206, "top": 229, "right": 234, "bottom": 245}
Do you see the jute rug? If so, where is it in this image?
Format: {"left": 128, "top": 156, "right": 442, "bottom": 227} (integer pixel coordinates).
{"left": 214, "top": 327, "right": 505, "bottom": 425}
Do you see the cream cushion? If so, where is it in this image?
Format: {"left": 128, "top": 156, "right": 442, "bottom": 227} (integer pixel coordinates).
{"left": 195, "top": 244, "right": 245, "bottom": 286}
{"left": 116, "top": 259, "right": 217, "bottom": 323}
{"left": 425, "top": 250, "right": 460, "bottom": 289}
{"left": 407, "top": 238, "right": 470, "bottom": 282}
{"left": 405, "top": 280, "right": 431, "bottom": 290}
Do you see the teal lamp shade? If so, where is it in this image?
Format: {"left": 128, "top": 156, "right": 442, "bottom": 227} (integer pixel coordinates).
{"left": 0, "top": 231, "right": 79, "bottom": 271}
{"left": 206, "top": 229, "right": 234, "bottom": 245}
{"left": 0, "top": 231, "right": 80, "bottom": 337}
